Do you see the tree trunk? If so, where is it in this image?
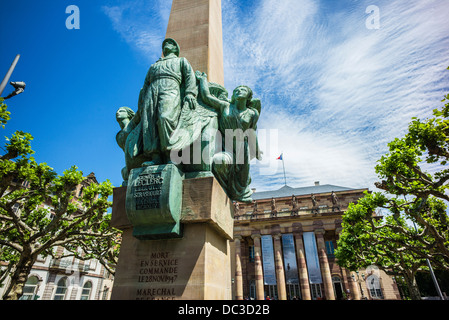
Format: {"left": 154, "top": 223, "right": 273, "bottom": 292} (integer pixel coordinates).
{"left": 403, "top": 271, "right": 421, "bottom": 300}
{"left": 2, "top": 254, "right": 35, "bottom": 300}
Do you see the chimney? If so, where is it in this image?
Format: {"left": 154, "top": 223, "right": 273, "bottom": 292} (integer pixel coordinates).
{"left": 314, "top": 181, "right": 320, "bottom": 186}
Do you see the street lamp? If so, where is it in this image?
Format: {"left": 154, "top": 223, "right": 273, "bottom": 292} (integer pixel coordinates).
{"left": 4, "top": 81, "right": 26, "bottom": 100}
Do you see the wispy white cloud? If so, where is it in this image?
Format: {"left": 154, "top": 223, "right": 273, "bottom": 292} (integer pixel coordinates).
{"left": 103, "top": 0, "right": 449, "bottom": 192}
{"left": 102, "top": 0, "right": 172, "bottom": 63}
{"left": 222, "top": 0, "right": 449, "bottom": 191}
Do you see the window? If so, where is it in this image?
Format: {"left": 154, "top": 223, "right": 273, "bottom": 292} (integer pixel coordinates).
{"left": 54, "top": 278, "right": 68, "bottom": 300}
{"left": 249, "top": 280, "right": 256, "bottom": 300}
{"left": 248, "top": 246, "right": 255, "bottom": 263}
{"left": 310, "top": 283, "right": 323, "bottom": 300}
{"left": 20, "top": 276, "right": 39, "bottom": 300}
{"left": 102, "top": 287, "right": 110, "bottom": 300}
{"left": 287, "top": 284, "right": 301, "bottom": 300}
{"left": 366, "top": 274, "right": 384, "bottom": 299}
{"left": 325, "top": 241, "right": 335, "bottom": 257}
{"left": 80, "top": 281, "right": 92, "bottom": 300}
{"left": 266, "top": 285, "right": 278, "bottom": 300}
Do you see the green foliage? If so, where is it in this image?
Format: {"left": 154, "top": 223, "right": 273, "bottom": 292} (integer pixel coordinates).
{"left": 0, "top": 99, "right": 121, "bottom": 299}
{"left": 0, "top": 98, "right": 11, "bottom": 129}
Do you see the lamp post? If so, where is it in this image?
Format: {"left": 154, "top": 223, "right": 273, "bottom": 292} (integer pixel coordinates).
{"left": 425, "top": 257, "right": 444, "bottom": 300}
{"left": 411, "top": 221, "right": 444, "bottom": 300}
{"left": 0, "top": 54, "right": 20, "bottom": 97}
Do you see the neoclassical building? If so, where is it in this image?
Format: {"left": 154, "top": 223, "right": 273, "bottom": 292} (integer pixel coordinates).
{"left": 230, "top": 182, "right": 401, "bottom": 300}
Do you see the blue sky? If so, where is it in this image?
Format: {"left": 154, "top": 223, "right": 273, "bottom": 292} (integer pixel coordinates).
{"left": 1, "top": 0, "right": 448, "bottom": 193}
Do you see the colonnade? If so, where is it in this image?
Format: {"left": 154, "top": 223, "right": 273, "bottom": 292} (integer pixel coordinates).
{"left": 234, "top": 229, "right": 360, "bottom": 300}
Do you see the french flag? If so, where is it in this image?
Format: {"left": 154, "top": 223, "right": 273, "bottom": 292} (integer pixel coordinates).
{"left": 277, "top": 153, "right": 283, "bottom": 160}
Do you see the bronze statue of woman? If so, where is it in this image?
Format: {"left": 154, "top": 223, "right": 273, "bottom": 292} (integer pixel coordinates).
{"left": 115, "top": 106, "right": 135, "bottom": 185}
{"left": 196, "top": 71, "right": 262, "bottom": 203}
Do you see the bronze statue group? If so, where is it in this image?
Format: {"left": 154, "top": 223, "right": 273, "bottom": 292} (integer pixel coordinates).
{"left": 116, "top": 38, "right": 262, "bottom": 203}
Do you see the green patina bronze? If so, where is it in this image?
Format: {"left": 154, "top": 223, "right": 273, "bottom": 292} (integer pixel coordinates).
{"left": 196, "top": 71, "right": 262, "bottom": 203}
{"left": 125, "top": 164, "right": 184, "bottom": 240}
{"left": 115, "top": 38, "right": 262, "bottom": 238}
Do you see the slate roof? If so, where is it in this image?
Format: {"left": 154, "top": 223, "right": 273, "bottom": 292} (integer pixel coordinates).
{"left": 251, "top": 184, "right": 359, "bottom": 201}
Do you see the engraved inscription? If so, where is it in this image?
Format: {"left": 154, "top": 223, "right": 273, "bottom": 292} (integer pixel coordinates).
{"left": 133, "top": 173, "right": 164, "bottom": 210}
{"left": 136, "top": 252, "right": 179, "bottom": 300}
{"left": 136, "top": 288, "right": 175, "bottom": 300}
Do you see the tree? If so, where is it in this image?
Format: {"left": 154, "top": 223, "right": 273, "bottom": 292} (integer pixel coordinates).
{"left": 336, "top": 74, "right": 449, "bottom": 299}
{"left": 335, "top": 192, "right": 429, "bottom": 299}
{"left": 0, "top": 99, "right": 121, "bottom": 300}
{"left": 373, "top": 89, "right": 449, "bottom": 268}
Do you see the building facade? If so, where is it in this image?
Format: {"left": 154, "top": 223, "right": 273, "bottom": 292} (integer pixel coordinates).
{"left": 0, "top": 251, "right": 114, "bottom": 300}
{"left": 231, "top": 182, "right": 401, "bottom": 300}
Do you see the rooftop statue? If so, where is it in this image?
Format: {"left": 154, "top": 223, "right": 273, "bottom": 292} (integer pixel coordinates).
{"left": 291, "top": 194, "right": 299, "bottom": 216}
{"left": 331, "top": 191, "right": 340, "bottom": 212}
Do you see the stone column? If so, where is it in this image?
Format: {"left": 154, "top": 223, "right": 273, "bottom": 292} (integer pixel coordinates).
{"left": 165, "top": 0, "right": 224, "bottom": 85}
{"left": 273, "top": 234, "right": 287, "bottom": 300}
{"left": 234, "top": 236, "right": 243, "bottom": 300}
{"left": 293, "top": 232, "right": 311, "bottom": 300}
{"left": 251, "top": 234, "right": 265, "bottom": 300}
{"left": 315, "top": 229, "right": 335, "bottom": 300}
{"left": 340, "top": 268, "right": 350, "bottom": 298}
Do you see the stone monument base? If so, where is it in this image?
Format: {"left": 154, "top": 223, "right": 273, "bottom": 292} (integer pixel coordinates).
{"left": 110, "top": 175, "right": 233, "bottom": 300}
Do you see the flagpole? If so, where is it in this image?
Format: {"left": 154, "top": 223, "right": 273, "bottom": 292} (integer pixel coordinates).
{"left": 277, "top": 153, "right": 287, "bottom": 186}
{"left": 281, "top": 153, "right": 287, "bottom": 186}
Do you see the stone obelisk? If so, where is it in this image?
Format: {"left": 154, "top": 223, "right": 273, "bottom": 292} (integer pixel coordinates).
{"left": 110, "top": 0, "right": 233, "bottom": 300}
{"left": 165, "top": 0, "right": 224, "bottom": 86}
